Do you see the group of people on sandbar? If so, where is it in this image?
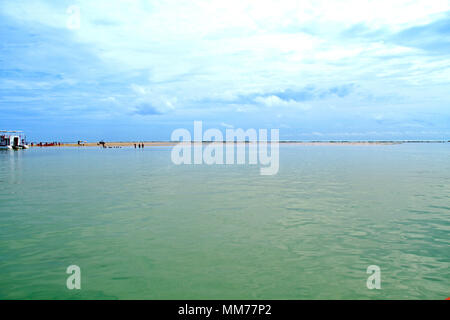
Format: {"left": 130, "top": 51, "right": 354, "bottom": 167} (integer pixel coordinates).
{"left": 134, "top": 143, "right": 145, "bottom": 149}
{"left": 98, "top": 141, "right": 122, "bottom": 148}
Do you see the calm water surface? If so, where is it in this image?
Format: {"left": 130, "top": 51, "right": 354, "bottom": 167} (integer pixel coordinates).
{"left": 0, "top": 144, "right": 449, "bottom": 299}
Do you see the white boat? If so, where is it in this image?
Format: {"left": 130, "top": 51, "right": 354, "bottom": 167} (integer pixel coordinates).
{"left": 0, "top": 130, "right": 29, "bottom": 150}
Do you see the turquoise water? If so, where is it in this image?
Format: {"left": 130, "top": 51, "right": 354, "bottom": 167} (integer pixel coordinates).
{"left": 0, "top": 144, "right": 449, "bottom": 299}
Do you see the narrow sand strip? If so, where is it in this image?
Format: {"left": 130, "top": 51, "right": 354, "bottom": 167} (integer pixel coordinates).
{"left": 31, "top": 141, "right": 406, "bottom": 147}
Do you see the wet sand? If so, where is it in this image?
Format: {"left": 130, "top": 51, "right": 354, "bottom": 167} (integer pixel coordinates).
{"left": 31, "top": 141, "right": 407, "bottom": 147}
{"left": 36, "top": 142, "right": 177, "bottom": 147}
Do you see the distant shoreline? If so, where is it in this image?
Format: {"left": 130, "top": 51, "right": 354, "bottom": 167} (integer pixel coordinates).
{"left": 29, "top": 141, "right": 448, "bottom": 147}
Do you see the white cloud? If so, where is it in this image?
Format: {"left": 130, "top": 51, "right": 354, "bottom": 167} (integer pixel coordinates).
{"left": 255, "top": 95, "right": 311, "bottom": 110}
{"left": 220, "top": 122, "right": 234, "bottom": 128}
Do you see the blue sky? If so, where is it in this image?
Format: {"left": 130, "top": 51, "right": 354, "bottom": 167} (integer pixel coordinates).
{"left": 1, "top": 0, "right": 449, "bottom": 141}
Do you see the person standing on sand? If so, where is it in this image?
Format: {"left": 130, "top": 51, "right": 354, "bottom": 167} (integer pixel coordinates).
{"left": 142, "top": 143, "right": 144, "bottom": 148}
{"left": 134, "top": 143, "right": 136, "bottom": 148}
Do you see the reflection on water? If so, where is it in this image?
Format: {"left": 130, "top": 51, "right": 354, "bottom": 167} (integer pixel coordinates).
{"left": 0, "top": 144, "right": 449, "bottom": 299}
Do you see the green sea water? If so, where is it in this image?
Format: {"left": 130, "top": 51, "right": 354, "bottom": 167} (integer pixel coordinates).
{"left": 0, "top": 144, "right": 449, "bottom": 299}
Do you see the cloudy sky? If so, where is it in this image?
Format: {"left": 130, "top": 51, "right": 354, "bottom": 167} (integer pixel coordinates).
{"left": 1, "top": 0, "right": 449, "bottom": 141}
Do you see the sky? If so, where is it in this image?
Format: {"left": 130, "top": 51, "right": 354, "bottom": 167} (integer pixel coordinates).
{"left": 1, "top": 0, "right": 449, "bottom": 141}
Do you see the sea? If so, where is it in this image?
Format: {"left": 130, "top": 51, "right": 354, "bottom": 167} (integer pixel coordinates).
{"left": 0, "top": 143, "right": 448, "bottom": 299}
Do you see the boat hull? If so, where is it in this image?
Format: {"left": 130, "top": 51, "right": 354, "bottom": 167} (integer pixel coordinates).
{"left": 0, "top": 145, "right": 12, "bottom": 150}
{"left": 12, "top": 145, "right": 29, "bottom": 150}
